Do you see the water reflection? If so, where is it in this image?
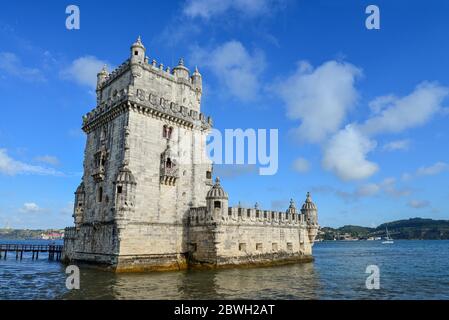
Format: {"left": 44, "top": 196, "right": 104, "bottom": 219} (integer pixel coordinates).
{"left": 63, "top": 262, "right": 321, "bottom": 300}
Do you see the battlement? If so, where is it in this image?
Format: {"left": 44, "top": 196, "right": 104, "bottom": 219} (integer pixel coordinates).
{"left": 97, "top": 57, "right": 201, "bottom": 93}
{"left": 188, "top": 206, "right": 306, "bottom": 227}
{"left": 82, "top": 89, "right": 212, "bottom": 133}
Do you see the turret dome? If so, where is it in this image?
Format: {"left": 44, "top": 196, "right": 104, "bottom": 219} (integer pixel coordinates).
{"left": 301, "top": 192, "right": 317, "bottom": 210}
{"left": 206, "top": 177, "right": 228, "bottom": 200}
{"left": 131, "top": 36, "right": 145, "bottom": 50}
{"left": 116, "top": 165, "right": 136, "bottom": 185}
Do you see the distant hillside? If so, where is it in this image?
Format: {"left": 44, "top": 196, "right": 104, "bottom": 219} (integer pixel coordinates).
{"left": 319, "top": 218, "right": 449, "bottom": 240}
{"left": 0, "top": 228, "right": 64, "bottom": 240}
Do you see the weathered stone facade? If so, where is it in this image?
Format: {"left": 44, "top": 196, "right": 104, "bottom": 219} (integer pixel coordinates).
{"left": 63, "top": 37, "right": 319, "bottom": 272}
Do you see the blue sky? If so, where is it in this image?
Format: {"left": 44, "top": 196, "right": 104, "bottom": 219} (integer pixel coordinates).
{"left": 1, "top": 0, "right": 449, "bottom": 229}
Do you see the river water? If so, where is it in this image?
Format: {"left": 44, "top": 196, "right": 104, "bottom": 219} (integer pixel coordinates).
{"left": 1, "top": 240, "right": 448, "bottom": 300}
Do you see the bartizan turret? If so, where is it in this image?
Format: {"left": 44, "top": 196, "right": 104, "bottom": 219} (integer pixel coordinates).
{"left": 206, "top": 177, "right": 229, "bottom": 220}
{"left": 301, "top": 192, "right": 319, "bottom": 244}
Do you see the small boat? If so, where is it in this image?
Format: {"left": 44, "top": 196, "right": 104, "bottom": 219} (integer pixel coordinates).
{"left": 382, "top": 226, "right": 394, "bottom": 244}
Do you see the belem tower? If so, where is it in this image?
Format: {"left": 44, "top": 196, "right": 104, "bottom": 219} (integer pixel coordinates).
{"left": 63, "top": 37, "right": 319, "bottom": 272}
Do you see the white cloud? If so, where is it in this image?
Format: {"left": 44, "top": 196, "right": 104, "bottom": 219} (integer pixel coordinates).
{"left": 382, "top": 139, "right": 410, "bottom": 152}
{"left": 183, "top": 0, "right": 282, "bottom": 19}
{"left": 407, "top": 199, "right": 430, "bottom": 209}
{"left": 322, "top": 126, "right": 378, "bottom": 181}
{"left": 292, "top": 157, "right": 310, "bottom": 173}
{"left": 380, "top": 177, "right": 412, "bottom": 197}
{"left": 0, "top": 149, "right": 62, "bottom": 176}
{"left": 417, "top": 162, "right": 449, "bottom": 176}
{"left": 276, "top": 60, "right": 361, "bottom": 143}
{"left": 361, "top": 82, "right": 449, "bottom": 136}
{"left": 355, "top": 183, "right": 380, "bottom": 197}
{"left": 61, "top": 55, "right": 108, "bottom": 88}
{"left": 0, "top": 52, "right": 46, "bottom": 82}
{"left": 19, "top": 203, "right": 43, "bottom": 213}
{"left": 34, "top": 155, "right": 60, "bottom": 166}
{"left": 190, "top": 41, "right": 265, "bottom": 101}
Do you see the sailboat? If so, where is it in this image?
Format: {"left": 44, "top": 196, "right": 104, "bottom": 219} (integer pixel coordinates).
{"left": 382, "top": 226, "right": 394, "bottom": 244}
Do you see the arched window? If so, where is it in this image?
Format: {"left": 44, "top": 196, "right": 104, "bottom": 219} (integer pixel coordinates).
{"left": 166, "top": 158, "right": 172, "bottom": 168}
{"left": 162, "top": 125, "right": 167, "bottom": 138}
{"left": 214, "top": 201, "right": 221, "bottom": 209}
{"left": 167, "top": 127, "right": 173, "bottom": 139}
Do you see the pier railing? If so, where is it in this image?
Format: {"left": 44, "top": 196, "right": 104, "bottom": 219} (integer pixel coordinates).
{"left": 0, "top": 244, "right": 63, "bottom": 261}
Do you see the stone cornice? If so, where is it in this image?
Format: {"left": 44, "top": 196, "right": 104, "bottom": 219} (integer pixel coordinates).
{"left": 82, "top": 95, "right": 212, "bottom": 133}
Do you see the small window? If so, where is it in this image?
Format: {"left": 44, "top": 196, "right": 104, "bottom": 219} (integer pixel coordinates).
{"left": 228, "top": 208, "right": 232, "bottom": 216}
{"left": 247, "top": 209, "right": 251, "bottom": 218}
{"left": 256, "top": 211, "right": 260, "bottom": 218}
{"left": 162, "top": 125, "right": 167, "bottom": 138}
{"left": 239, "top": 243, "right": 247, "bottom": 251}
{"left": 271, "top": 212, "right": 275, "bottom": 219}
{"left": 117, "top": 186, "right": 123, "bottom": 194}
{"left": 97, "top": 187, "right": 103, "bottom": 203}
{"left": 78, "top": 202, "right": 82, "bottom": 207}
{"left": 166, "top": 158, "right": 172, "bottom": 168}
{"left": 214, "top": 201, "right": 221, "bottom": 209}
{"left": 134, "top": 51, "right": 138, "bottom": 56}
{"left": 206, "top": 171, "right": 212, "bottom": 179}
{"left": 167, "top": 127, "right": 173, "bottom": 139}
{"left": 256, "top": 243, "right": 263, "bottom": 251}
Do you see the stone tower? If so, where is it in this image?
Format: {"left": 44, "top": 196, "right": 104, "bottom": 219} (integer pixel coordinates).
{"left": 301, "top": 192, "right": 319, "bottom": 243}
{"left": 64, "top": 37, "right": 213, "bottom": 271}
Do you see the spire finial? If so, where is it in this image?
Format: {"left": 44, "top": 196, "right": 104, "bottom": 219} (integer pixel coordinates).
{"left": 215, "top": 177, "right": 220, "bottom": 184}
{"left": 178, "top": 57, "right": 184, "bottom": 66}
{"left": 306, "top": 192, "right": 311, "bottom": 202}
{"left": 290, "top": 198, "right": 295, "bottom": 207}
{"left": 255, "top": 202, "right": 259, "bottom": 209}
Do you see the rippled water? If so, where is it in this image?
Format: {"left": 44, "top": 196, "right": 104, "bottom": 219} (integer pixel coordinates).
{"left": 1, "top": 240, "right": 448, "bottom": 299}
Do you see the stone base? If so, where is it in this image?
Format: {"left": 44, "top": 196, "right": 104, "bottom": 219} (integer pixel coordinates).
{"left": 62, "top": 252, "right": 314, "bottom": 273}
{"left": 189, "top": 252, "right": 314, "bottom": 270}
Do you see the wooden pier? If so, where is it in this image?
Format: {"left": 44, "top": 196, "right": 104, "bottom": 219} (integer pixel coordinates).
{"left": 0, "top": 244, "right": 63, "bottom": 261}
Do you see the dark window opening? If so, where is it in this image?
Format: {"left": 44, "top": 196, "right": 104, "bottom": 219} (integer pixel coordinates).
{"left": 247, "top": 209, "right": 251, "bottom": 217}
{"left": 206, "top": 171, "right": 212, "bottom": 179}
{"left": 117, "top": 186, "right": 123, "bottom": 194}
{"left": 97, "top": 187, "right": 103, "bottom": 203}
{"left": 214, "top": 201, "right": 221, "bottom": 209}
{"left": 166, "top": 158, "right": 172, "bottom": 168}
{"left": 134, "top": 51, "right": 138, "bottom": 56}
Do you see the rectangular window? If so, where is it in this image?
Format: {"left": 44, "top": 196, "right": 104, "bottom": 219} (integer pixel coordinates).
{"left": 247, "top": 209, "right": 251, "bottom": 218}
{"left": 117, "top": 186, "right": 123, "bottom": 194}
{"left": 256, "top": 211, "right": 260, "bottom": 218}
{"left": 206, "top": 171, "right": 212, "bottom": 179}
{"left": 239, "top": 243, "right": 247, "bottom": 251}
{"left": 256, "top": 243, "right": 263, "bottom": 251}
